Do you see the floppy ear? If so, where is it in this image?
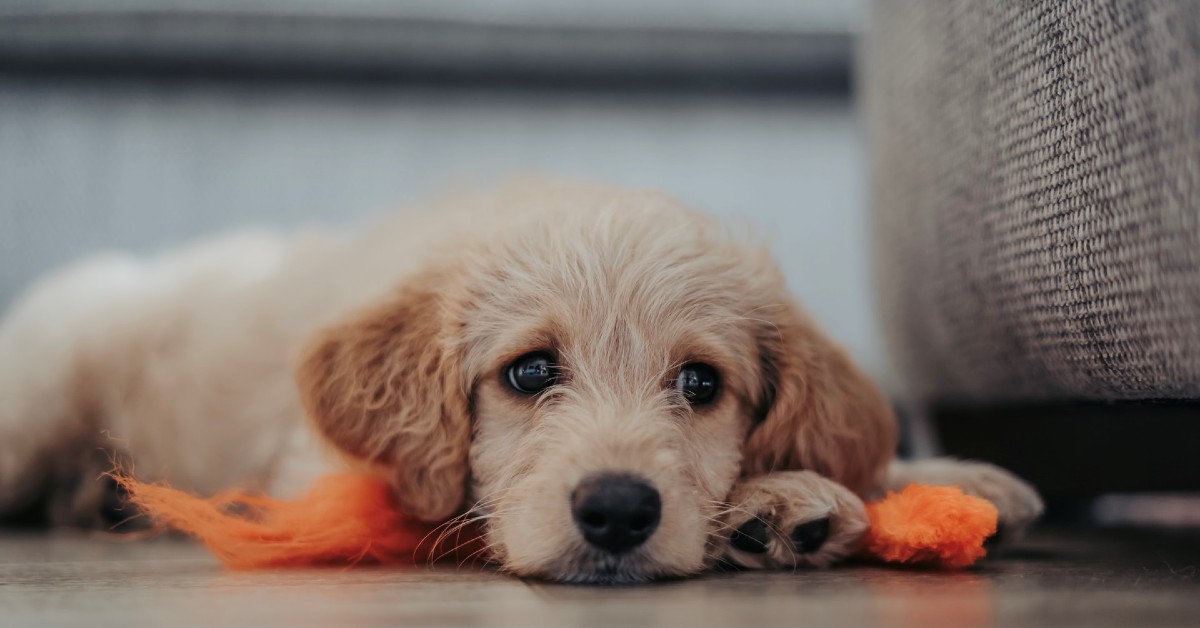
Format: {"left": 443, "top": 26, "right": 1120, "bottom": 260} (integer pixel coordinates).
{"left": 743, "top": 300, "right": 897, "bottom": 497}
{"left": 295, "top": 271, "right": 469, "bottom": 522}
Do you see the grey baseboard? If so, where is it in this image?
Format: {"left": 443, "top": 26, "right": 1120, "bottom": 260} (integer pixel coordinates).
{"left": 0, "top": 9, "right": 851, "bottom": 94}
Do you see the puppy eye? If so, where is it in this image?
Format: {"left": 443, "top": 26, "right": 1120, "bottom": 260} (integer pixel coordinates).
{"left": 507, "top": 352, "right": 558, "bottom": 394}
{"left": 676, "top": 363, "right": 719, "bottom": 405}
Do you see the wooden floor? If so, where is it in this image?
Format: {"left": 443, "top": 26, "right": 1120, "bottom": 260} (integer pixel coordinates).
{"left": 2, "top": 526, "right": 1198, "bottom": 628}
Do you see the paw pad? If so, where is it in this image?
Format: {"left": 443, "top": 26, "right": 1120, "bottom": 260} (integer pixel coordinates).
{"left": 730, "top": 518, "right": 769, "bottom": 554}
{"left": 790, "top": 517, "right": 830, "bottom": 554}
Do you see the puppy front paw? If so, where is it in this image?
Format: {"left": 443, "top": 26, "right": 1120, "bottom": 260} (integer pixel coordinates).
{"left": 721, "top": 471, "right": 869, "bottom": 569}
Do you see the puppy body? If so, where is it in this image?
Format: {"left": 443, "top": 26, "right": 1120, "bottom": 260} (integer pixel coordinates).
{"left": 0, "top": 181, "right": 1039, "bottom": 580}
{"left": 0, "top": 186, "right": 528, "bottom": 518}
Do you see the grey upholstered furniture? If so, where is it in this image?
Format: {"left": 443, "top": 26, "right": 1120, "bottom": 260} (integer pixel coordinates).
{"left": 865, "top": 0, "right": 1200, "bottom": 496}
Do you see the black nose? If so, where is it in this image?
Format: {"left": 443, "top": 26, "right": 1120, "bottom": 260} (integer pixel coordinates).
{"left": 571, "top": 474, "right": 661, "bottom": 554}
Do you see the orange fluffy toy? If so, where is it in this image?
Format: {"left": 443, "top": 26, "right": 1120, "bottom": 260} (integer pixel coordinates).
{"left": 113, "top": 474, "right": 997, "bottom": 570}
{"left": 862, "top": 484, "right": 998, "bottom": 569}
{"left": 111, "top": 473, "right": 449, "bottom": 568}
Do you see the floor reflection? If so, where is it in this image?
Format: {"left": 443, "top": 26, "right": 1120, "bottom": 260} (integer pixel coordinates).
{"left": 863, "top": 568, "right": 992, "bottom": 628}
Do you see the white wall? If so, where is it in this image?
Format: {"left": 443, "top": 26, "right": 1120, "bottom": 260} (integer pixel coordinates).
{"left": 0, "top": 80, "right": 888, "bottom": 382}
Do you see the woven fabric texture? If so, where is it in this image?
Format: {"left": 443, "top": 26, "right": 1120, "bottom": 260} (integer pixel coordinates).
{"left": 866, "top": 0, "right": 1200, "bottom": 402}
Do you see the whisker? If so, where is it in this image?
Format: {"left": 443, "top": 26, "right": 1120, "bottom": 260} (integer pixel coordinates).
{"left": 703, "top": 500, "right": 789, "bottom": 540}
{"left": 414, "top": 486, "right": 518, "bottom": 560}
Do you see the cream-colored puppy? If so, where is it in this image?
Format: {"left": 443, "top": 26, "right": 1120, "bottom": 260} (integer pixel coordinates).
{"left": 0, "top": 182, "right": 1041, "bottom": 582}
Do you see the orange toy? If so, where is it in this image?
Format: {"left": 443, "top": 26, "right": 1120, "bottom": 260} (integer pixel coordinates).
{"left": 111, "top": 473, "right": 447, "bottom": 568}
{"left": 114, "top": 474, "right": 997, "bottom": 571}
{"left": 860, "top": 483, "right": 998, "bottom": 569}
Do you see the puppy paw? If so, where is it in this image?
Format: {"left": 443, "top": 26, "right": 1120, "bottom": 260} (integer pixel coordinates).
{"left": 950, "top": 462, "right": 1044, "bottom": 541}
{"left": 890, "top": 458, "right": 1044, "bottom": 542}
{"left": 0, "top": 439, "right": 46, "bottom": 517}
{"left": 721, "top": 471, "right": 869, "bottom": 569}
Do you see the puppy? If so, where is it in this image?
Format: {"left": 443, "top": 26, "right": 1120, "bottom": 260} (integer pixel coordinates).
{"left": 0, "top": 181, "right": 1041, "bottom": 582}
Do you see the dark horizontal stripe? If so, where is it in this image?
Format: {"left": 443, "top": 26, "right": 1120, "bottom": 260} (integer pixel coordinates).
{"left": 0, "top": 11, "right": 851, "bottom": 94}
{"left": 933, "top": 400, "right": 1200, "bottom": 498}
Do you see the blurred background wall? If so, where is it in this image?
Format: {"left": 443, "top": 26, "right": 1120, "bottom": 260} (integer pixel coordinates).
{"left": 0, "top": 0, "right": 887, "bottom": 384}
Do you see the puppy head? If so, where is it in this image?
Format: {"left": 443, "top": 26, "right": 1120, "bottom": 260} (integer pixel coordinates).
{"left": 297, "top": 188, "right": 895, "bottom": 582}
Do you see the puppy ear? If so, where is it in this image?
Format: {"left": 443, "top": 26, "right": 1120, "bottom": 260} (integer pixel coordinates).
{"left": 743, "top": 300, "right": 897, "bottom": 497}
{"left": 295, "top": 270, "right": 469, "bottom": 522}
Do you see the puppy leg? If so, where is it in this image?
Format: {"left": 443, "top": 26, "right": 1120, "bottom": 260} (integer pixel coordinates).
{"left": 887, "top": 458, "right": 1044, "bottom": 541}
{"left": 721, "top": 471, "right": 869, "bottom": 569}
{"left": 0, "top": 312, "right": 85, "bottom": 518}
{"left": 0, "top": 255, "right": 140, "bottom": 522}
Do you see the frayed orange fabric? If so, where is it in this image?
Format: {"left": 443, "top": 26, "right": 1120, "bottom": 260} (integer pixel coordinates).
{"left": 861, "top": 483, "right": 999, "bottom": 569}
{"left": 111, "top": 472, "right": 461, "bottom": 569}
